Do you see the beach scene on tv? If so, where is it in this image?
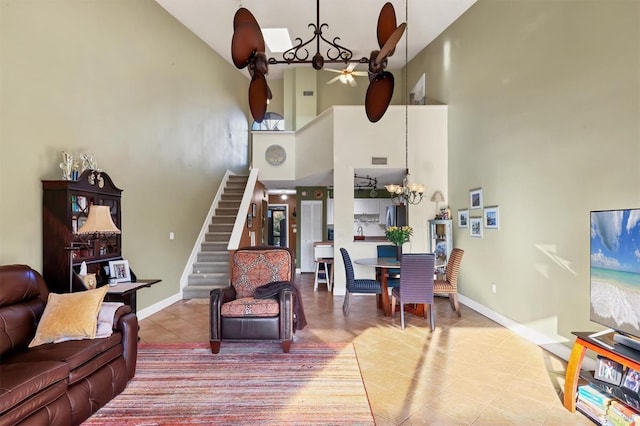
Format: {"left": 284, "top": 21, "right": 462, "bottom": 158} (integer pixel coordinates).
{"left": 590, "top": 209, "right": 640, "bottom": 337}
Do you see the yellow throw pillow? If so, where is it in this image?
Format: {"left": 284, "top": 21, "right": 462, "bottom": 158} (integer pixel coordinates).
{"left": 29, "top": 285, "right": 109, "bottom": 348}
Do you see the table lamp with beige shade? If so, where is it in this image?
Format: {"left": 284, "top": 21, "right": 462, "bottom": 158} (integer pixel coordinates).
{"left": 430, "top": 191, "right": 445, "bottom": 217}
{"left": 67, "top": 205, "right": 121, "bottom": 292}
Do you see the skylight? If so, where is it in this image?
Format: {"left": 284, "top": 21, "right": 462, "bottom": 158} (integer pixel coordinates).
{"left": 262, "top": 28, "right": 292, "bottom": 53}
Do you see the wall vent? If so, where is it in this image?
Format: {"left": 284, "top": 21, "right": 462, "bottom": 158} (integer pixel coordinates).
{"left": 302, "top": 91, "right": 314, "bottom": 96}
{"left": 371, "top": 157, "right": 388, "bottom": 165}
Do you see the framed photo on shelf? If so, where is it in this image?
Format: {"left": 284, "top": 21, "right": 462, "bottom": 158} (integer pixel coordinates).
{"left": 470, "top": 188, "right": 483, "bottom": 209}
{"left": 458, "top": 209, "right": 469, "bottom": 228}
{"left": 484, "top": 206, "right": 500, "bottom": 229}
{"left": 621, "top": 368, "right": 640, "bottom": 395}
{"left": 470, "top": 217, "right": 483, "bottom": 238}
{"left": 594, "top": 356, "right": 624, "bottom": 385}
{"left": 108, "top": 259, "right": 131, "bottom": 283}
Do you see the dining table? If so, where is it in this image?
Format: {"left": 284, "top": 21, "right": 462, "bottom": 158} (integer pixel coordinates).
{"left": 354, "top": 256, "right": 443, "bottom": 317}
{"left": 353, "top": 257, "right": 401, "bottom": 317}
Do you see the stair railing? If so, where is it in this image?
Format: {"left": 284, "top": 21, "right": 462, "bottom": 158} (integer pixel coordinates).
{"left": 227, "top": 168, "right": 260, "bottom": 250}
{"left": 179, "top": 169, "right": 237, "bottom": 292}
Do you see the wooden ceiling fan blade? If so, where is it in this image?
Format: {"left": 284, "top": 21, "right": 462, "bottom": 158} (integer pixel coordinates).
{"left": 233, "top": 8, "right": 265, "bottom": 51}
{"left": 325, "top": 68, "right": 343, "bottom": 74}
{"left": 231, "top": 22, "right": 264, "bottom": 69}
{"left": 375, "top": 23, "right": 406, "bottom": 65}
{"left": 352, "top": 71, "right": 368, "bottom": 77}
{"left": 348, "top": 76, "right": 357, "bottom": 87}
{"left": 377, "top": 2, "right": 398, "bottom": 49}
{"left": 365, "top": 71, "right": 394, "bottom": 123}
{"left": 346, "top": 62, "right": 357, "bottom": 72}
{"left": 249, "top": 73, "right": 268, "bottom": 122}
{"left": 327, "top": 75, "right": 342, "bottom": 85}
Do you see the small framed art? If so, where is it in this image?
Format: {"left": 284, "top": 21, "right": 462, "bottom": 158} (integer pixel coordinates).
{"left": 484, "top": 206, "right": 500, "bottom": 229}
{"left": 458, "top": 209, "right": 469, "bottom": 228}
{"left": 594, "top": 356, "right": 624, "bottom": 385}
{"left": 621, "top": 368, "right": 640, "bottom": 395}
{"left": 108, "top": 259, "right": 131, "bottom": 283}
{"left": 470, "top": 188, "right": 483, "bottom": 209}
{"left": 470, "top": 217, "right": 483, "bottom": 238}
{"left": 247, "top": 213, "right": 253, "bottom": 228}
{"left": 252, "top": 203, "right": 257, "bottom": 217}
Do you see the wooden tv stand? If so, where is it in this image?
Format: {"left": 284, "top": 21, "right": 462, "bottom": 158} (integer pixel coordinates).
{"left": 564, "top": 331, "right": 640, "bottom": 412}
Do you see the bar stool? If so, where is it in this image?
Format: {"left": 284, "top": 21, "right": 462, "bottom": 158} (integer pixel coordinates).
{"left": 314, "top": 258, "right": 334, "bottom": 292}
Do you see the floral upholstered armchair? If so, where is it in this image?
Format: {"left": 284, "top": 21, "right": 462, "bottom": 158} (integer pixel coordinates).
{"left": 209, "top": 246, "right": 304, "bottom": 354}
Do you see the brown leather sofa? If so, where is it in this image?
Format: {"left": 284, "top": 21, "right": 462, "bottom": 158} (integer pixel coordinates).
{"left": 0, "top": 264, "right": 138, "bottom": 425}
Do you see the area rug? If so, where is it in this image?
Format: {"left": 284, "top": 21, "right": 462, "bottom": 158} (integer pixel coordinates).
{"left": 84, "top": 343, "right": 374, "bottom": 425}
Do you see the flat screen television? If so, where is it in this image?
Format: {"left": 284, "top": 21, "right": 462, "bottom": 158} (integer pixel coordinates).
{"left": 590, "top": 208, "right": 640, "bottom": 351}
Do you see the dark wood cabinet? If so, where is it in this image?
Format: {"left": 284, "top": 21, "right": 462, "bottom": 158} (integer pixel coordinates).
{"left": 42, "top": 170, "right": 123, "bottom": 293}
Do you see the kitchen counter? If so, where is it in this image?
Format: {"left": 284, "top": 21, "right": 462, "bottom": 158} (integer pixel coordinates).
{"left": 353, "top": 236, "right": 388, "bottom": 243}
{"left": 314, "top": 241, "right": 334, "bottom": 259}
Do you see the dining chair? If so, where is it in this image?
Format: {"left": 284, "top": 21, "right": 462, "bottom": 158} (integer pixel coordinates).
{"left": 390, "top": 253, "right": 436, "bottom": 330}
{"left": 376, "top": 245, "right": 400, "bottom": 289}
{"left": 434, "top": 248, "right": 464, "bottom": 317}
{"left": 339, "top": 248, "right": 382, "bottom": 316}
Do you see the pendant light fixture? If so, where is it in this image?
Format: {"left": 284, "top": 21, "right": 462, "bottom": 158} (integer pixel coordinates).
{"left": 385, "top": 0, "right": 424, "bottom": 205}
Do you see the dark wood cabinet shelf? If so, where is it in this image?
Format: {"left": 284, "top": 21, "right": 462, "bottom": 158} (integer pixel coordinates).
{"left": 42, "top": 170, "right": 123, "bottom": 293}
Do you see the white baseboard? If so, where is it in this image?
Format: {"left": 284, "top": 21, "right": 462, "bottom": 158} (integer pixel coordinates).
{"left": 137, "top": 292, "right": 182, "bottom": 321}
{"left": 458, "top": 294, "right": 595, "bottom": 369}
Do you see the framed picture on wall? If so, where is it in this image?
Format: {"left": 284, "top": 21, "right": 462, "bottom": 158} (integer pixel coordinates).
{"left": 470, "top": 188, "right": 483, "bottom": 209}
{"left": 470, "top": 217, "right": 483, "bottom": 238}
{"left": 458, "top": 209, "right": 469, "bottom": 228}
{"left": 484, "top": 206, "right": 500, "bottom": 229}
{"left": 247, "top": 213, "right": 253, "bottom": 228}
{"left": 252, "top": 203, "right": 257, "bottom": 217}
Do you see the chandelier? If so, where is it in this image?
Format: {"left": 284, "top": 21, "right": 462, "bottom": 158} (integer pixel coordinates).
{"left": 385, "top": 170, "right": 424, "bottom": 205}
{"left": 384, "top": 0, "right": 424, "bottom": 206}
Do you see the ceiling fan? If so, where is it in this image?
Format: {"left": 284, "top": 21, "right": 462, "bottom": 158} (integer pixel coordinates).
{"left": 365, "top": 2, "right": 406, "bottom": 123}
{"left": 326, "top": 63, "right": 368, "bottom": 87}
{"left": 230, "top": 2, "right": 405, "bottom": 123}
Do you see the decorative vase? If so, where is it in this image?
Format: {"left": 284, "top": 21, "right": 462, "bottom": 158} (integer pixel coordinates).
{"left": 395, "top": 245, "right": 402, "bottom": 261}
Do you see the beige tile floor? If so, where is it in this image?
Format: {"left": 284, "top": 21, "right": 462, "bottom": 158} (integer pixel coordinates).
{"left": 139, "top": 273, "right": 592, "bottom": 425}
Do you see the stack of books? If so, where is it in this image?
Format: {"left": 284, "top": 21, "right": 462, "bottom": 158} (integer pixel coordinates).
{"left": 607, "top": 400, "right": 640, "bottom": 426}
{"left": 577, "top": 384, "right": 613, "bottom": 424}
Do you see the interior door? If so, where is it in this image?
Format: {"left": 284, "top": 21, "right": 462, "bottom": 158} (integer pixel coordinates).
{"left": 267, "top": 205, "right": 288, "bottom": 247}
{"left": 300, "top": 200, "right": 323, "bottom": 272}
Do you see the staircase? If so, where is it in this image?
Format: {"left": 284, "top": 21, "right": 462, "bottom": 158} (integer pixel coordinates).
{"left": 182, "top": 175, "right": 248, "bottom": 299}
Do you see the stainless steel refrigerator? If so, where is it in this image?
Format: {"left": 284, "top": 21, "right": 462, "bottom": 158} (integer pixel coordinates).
{"left": 385, "top": 204, "right": 407, "bottom": 228}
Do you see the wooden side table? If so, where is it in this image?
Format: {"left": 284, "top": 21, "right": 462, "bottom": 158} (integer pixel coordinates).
{"left": 105, "top": 279, "right": 161, "bottom": 313}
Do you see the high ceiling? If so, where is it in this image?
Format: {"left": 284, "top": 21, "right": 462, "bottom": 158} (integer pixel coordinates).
{"left": 153, "top": 0, "right": 476, "bottom": 190}
{"left": 155, "top": 0, "right": 477, "bottom": 79}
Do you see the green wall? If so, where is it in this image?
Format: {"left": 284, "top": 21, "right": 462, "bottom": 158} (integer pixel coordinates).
{"left": 408, "top": 0, "right": 640, "bottom": 347}
{"left": 0, "top": 0, "right": 251, "bottom": 311}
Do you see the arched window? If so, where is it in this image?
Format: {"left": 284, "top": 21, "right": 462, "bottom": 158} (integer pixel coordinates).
{"left": 252, "top": 112, "right": 285, "bottom": 131}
